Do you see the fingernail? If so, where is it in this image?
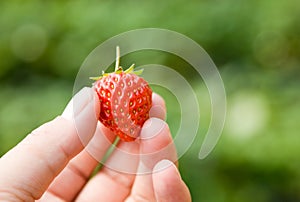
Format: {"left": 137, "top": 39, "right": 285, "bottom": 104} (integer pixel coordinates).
{"left": 62, "top": 87, "right": 96, "bottom": 121}
{"left": 140, "top": 118, "right": 167, "bottom": 140}
{"left": 153, "top": 159, "right": 178, "bottom": 175}
{"left": 62, "top": 87, "right": 99, "bottom": 146}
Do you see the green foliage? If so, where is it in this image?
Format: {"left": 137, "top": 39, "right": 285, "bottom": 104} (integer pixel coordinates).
{"left": 0, "top": 0, "right": 299, "bottom": 201}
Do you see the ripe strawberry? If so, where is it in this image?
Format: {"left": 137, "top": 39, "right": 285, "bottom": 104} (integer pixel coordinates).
{"left": 91, "top": 47, "right": 152, "bottom": 141}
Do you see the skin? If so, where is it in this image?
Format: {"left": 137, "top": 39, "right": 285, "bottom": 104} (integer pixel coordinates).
{"left": 0, "top": 87, "right": 191, "bottom": 202}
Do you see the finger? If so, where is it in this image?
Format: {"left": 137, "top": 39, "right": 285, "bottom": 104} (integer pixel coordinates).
{"left": 150, "top": 93, "right": 166, "bottom": 120}
{"left": 76, "top": 141, "right": 140, "bottom": 202}
{"left": 153, "top": 160, "right": 191, "bottom": 202}
{"left": 39, "top": 122, "right": 116, "bottom": 201}
{"left": 140, "top": 118, "right": 177, "bottom": 170}
{"left": 0, "top": 87, "right": 99, "bottom": 201}
{"left": 126, "top": 118, "right": 177, "bottom": 201}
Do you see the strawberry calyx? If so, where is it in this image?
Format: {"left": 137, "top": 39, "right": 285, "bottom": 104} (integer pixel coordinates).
{"left": 90, "top": 46, "right": 143, "bottom": 81}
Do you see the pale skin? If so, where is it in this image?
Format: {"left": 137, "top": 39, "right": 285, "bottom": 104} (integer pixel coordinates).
{"left": 0, "top": 87, "right": 191, "bottom": 202}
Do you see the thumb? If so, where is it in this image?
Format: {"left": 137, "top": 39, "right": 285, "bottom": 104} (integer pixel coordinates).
{"left": 0, "top": 87, "right": 99, "bottom": 201}
{"left": 152, "top": 160, "right": 191, "bottom": 202}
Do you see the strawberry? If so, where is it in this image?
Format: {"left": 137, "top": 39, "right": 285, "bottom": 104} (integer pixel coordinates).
{"left": 91, "top": 47, "right": 152, "bottom": 141}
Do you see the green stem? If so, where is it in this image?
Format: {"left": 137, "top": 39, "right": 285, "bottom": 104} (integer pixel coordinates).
{"left": 115, "top": 46, "right": 120, "bottom": 72}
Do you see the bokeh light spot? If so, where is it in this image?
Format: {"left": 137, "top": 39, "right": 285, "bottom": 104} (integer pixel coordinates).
{"left": 11, "top": 24, "right": 48, "bottom": 62}
{"left": 225, "top": 92, "right": 270, "bottom": 140}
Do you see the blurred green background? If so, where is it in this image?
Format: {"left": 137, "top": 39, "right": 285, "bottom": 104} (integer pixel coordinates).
{"left": 1, "top": 0, "right": 300, "bottom": 201}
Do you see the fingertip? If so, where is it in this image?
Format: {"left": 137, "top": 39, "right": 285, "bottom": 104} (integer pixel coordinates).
{"left": 153, "top": 160, "right": 191, "bottom": 202}
{"left": 152, "top": 93, "right": 166, "bottom": 109}
{"left": 151, "top": 93, "right": 166, "bottom": 120}
{"left": 62, "top": 87, "right": 99, "bottom": 122}
{"left": 58, "top": 87, "right": 100, "bottom": 148}
{"left": 153, "top": 159, "right": 179, "bottom": 176}
{"left": 140, "top": 118, "right": 168, "bottom": 141}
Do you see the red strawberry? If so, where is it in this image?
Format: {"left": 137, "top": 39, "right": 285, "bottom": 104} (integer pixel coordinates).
{"left": 91, "top": 47, "right": 152, "bottom": 141}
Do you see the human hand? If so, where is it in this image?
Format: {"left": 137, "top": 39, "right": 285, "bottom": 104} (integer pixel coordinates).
{"left": 0, "top": 87, "right": 191, "bottom": 202}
